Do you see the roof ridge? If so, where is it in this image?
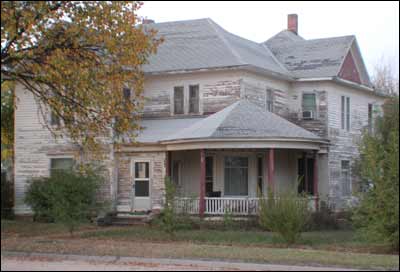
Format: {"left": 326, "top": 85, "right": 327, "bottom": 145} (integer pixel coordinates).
{"left": 206, "top": 18, "right": 245, "bottom": 65}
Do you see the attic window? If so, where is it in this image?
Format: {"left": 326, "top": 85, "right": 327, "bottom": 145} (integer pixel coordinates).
{"left": 266, "top": 89, "right": 274, "bottom": 112}
{"left": 123, "top": 87, "right": 131, "bottom": 101}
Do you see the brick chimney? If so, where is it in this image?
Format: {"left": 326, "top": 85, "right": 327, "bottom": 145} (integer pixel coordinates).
{"left": 143, "top": 18, "right": 155, "bottom": 24}
{"left": 287, "top": 14, "right": 298, "bottom": 35}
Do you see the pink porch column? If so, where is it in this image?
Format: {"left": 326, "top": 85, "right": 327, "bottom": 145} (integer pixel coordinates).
{"left": 267, "top": 149, "right": 275, "bottom": 195}
{"left": 199, "top": 149, "right": 206, "bottom": 217}
{"left": 313, "top": 151, "right": 319, "bottom": 211}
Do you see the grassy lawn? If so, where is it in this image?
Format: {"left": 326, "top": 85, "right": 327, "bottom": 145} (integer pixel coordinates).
{"left": 1, "top": 220, "right": 399, "bottom": 270}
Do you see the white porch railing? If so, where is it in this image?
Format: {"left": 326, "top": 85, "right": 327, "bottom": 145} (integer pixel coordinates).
{"left": 175, "top": 197, "right": 318, "bottom": 216}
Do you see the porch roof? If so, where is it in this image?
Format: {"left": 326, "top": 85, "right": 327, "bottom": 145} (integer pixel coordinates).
{"left": 135, "top": 100, "right": 326, "bottom": 150}
{"left": 162, "top": 100, "right": 322, "bottom": 142}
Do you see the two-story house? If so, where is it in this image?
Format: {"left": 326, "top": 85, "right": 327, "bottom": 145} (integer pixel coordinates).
{"left": 14, "top": 15, "right": 386, "bottom": 217}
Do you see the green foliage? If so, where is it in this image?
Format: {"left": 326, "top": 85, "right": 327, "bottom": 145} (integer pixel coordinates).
{"left": 1, "top": 82, "right": 14, "bottom": 163}
{"left": 25, "top": 166, "right": 105, "bottom": 235}
{"left": 223, "top": 210, "right": 235, "bottom": 230}
{"left": 155, "top": 177, "right": 178, "bottom": 234}
{"left": 353, "top": 96, "right": 399, "bottom": 250}
{"left": 259, "top": 186, "right": 311, "bottom": 245}
{"left": 309, "top": 200, "right": 339, "bottom": 231}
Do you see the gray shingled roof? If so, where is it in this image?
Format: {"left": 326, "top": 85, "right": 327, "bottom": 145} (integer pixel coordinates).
{"left": 142, "top": 18, "right": 289, "bottom": 76}
{"left": 265, "top": 33, "right": 355, "bottom": 78}
{"left": 163, "top": 100, "right": 321, "bottom": 142}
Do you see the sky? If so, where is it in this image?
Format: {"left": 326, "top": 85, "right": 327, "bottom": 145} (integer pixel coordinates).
{"left": 138, "top": 1, "right": 399, "bottom": 77}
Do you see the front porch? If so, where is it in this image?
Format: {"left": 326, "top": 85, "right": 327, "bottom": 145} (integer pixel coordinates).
{"left": 168, "top": 148, "right": 322, "bottom": 216}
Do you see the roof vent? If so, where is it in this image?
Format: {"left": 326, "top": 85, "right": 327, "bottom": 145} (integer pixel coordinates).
{"left": 287, "top": 14, "right": 298, "bottom": 35}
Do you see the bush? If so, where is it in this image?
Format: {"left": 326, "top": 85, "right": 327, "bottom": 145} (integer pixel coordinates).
{"left": 259, "top": 188, "right": 311, "bottom": 245}
{"left": 309, "top": 200, "right": 339, "bottom": 231}
{"left": 25, "top": 166, "right": 104, "bottom": 235}
{"left": 1, "top": 172, "right": 14, "bottom": 219}
{"left": 352, "top": 96, "right": 399, "bottom": 251}
{"left": 155, "top": 177, "right": 177, "bottom": 234}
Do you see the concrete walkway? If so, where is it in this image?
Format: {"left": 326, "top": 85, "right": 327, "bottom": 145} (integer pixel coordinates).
{"left": 1, "top": 251, "right": 358, "bottom": 271}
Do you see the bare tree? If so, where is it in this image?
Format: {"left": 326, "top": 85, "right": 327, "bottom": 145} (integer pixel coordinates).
{"left": 371, "top": 57, "right": 399, "bottom": 95}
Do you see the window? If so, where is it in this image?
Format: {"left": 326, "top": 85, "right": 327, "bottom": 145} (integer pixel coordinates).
{"left": 257, "top": 156, "right": 263, "bottom": 194}
{"left": 50, "top": 111, "right": 61, "bottom": 126}
{"left": 206, "top": 156, "right": 214, "bottom": 194}
{"left": 368, "top": 103, "right": 373, "bottom": 133}
{"left": 189, "top": 85, "right": 200, "bottom": 114}
{"left": 172, "top": 161, "right": 181, "bottom": 186}
{"left": 266, "top": 89, "right": 274, "bottom": 112}
{"left": 123, "top": 87, "right": 131, "bottom": 101}
{"left": 341, "top": 96, "right": 351, "bottom": 131}
{"left": 302, "top": 93, "right": 316, "bottom": 114}
{"left": 341, "top": 160, "right": 351, "bottom": 197}
{"left": 224, "top": 157, "right": 248, "bottom": 196}
{"left": 134, "top": 162, "right": 150, "bottom": 197}
{"left": 174, "top": 86, "right": 184, "bottom": 114}
{"left": 50, "top": 158, "right": 74, "bottom": 175}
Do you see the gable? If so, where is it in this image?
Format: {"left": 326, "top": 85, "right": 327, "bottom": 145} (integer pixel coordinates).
{"left": 338, "top": 51, "right": 361, "bottom": 84}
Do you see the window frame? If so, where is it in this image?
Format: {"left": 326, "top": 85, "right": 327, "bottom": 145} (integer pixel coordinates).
{"left": 48, "top": 156, "right": 75, "bottom": 176}
{"left": 131, "top": 159, "right": 152, "bottom": 198}
{"left": 223, "top": 156, "right": 249, "bottom": 197}
{"left": 302, "top": 92, "right": 317, "bottom": 116}
{"left": 341, "top": 95, "right": 351, "bottom": 131}
{"left": 173, "top": 86, "right": 185, "bottom": 115}
{"left": 189, "top": 84, "right": 200, "bottom": 114}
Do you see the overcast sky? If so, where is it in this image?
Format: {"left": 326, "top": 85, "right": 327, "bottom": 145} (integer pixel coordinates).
{"left": 138, "top": 1, "right": 399, "bottom": 77}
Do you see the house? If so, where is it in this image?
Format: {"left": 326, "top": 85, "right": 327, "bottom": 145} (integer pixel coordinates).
{"left": 13, "top": 14, "right": 386, "bottom": 217}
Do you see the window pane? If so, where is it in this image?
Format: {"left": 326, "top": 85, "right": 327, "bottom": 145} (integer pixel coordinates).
{"left": 189, "top": 85, "right": 199, "bottom": 113}
{"left": 224, "top": 157, "right": 248, "bottom": 196}
{"left": 135, "top": 180, "right": 149, "bottom": 197}
{"left": 341, "top": 160, "right": 351, "bottom": 196}
{"left": 174, "top": 86, "right": 184, "bottom": 114}
{"left": 123, "top": 87, "right": 131, "bottom": 100}
{"left": 206, "top": 156, "right": 213, "bottom": 178}
{"left": 135, "top": 162, "right": 149, "bottom": 179}
{"left": 302, "top": 94, "right": 316, "bottom": 112}
{"left": 266, "top": 89, "right": 274, "bottom": 112}
{"left": 341, "top": 96, "right": 345, "bottom": 129}
{"left": 346, "top": 97, "right": 351, "bottom": 131}
{"left": 51, "top": 158, "right": 74, "bottom": 171}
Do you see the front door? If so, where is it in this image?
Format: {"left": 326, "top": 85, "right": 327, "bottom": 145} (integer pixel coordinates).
{"left": 132, "top": 161, "right": 151, "bottom": 211}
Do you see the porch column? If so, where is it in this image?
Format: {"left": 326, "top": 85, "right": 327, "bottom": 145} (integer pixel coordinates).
{"left": 313, "top": 151, "right": 319, "bottom": 211}
{"left": 199, "top": 149, "right": 206, "bottom": 217}
{"left": 267, "top": 149, "right": 275, "bottom": 196}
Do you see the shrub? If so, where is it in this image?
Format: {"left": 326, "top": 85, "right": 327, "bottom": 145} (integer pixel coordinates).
{"left": 309, "top": 200, "right": 339, "bottom": 231}
{"left": 25, "top": 165, "right": 104, "bottom": 235}
{"left": 259, "top": 188, "right": 311, "bottom": 245}
{"left": 1, "top": 172, "right": 14, "bottom": 219}
{"left": 352, "top": 96, "right": 399, "bottom": 251}
{"left": 155, "top": 176, "right": 177, "bottom": 234}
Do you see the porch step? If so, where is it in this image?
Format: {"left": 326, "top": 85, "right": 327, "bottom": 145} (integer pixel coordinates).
{"left": 110, "top": 212, "right": 153, "bottom": 226}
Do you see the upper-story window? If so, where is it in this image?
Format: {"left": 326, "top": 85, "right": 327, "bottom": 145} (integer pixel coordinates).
{"left": 266, "top": 89, "right": 274, "bottom": 112}
{"left": 302, "top": 93, "right": 316, "bottom": 119}
{"left": 189, "top": 85, "right": 200, "bottom": 114}
{"left": 123, "top": 87, "right": 131, "bottom": 101}
{"left": 174, "top": 86, "right": 184, "bottom": 114}
{"left": 50, "top": 157, "right": 74, "bottom": 176}
{"left": 50, "top": 110, "right": 61, "bottom": 126}
{"left": 341, "top": 96, "right": 351, "bottom": 131}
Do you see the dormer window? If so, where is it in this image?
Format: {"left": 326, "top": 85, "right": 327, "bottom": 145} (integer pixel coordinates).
{"left": 123, "top": 87, "right": 131, "bottom": 101}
